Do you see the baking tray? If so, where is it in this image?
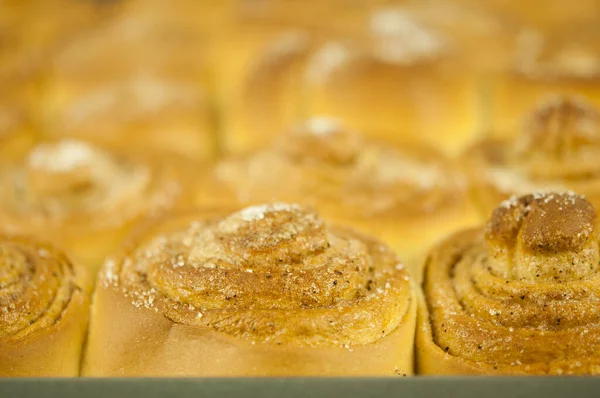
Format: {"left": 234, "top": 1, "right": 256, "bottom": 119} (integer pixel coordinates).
{"left": 1, "top": 377, "right": 599, "bottom": 398}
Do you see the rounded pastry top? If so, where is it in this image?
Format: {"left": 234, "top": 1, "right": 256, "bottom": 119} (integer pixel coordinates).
{"left": 305, "top": 2, "right": 512, "bottom": 83}
{"left": 485, "top": 193, "right": 598, "bottom": 282}
{"left": 367, "top": 7, "right": 446, "bottom": 65}
{"left": 469, "top": 96, "right": 600, "bottom": 196}
{"left": 0, "top": 236, "right": 83, "bottom": 340}
{"left": 213, "top": 117, "right": 467, "bottom": 219}
{"left": 0, "top": 139, "right": 184, "bottom": 235}
{"left": 102, "top": 203, "right": 413, "bottom": 346}
{"left": 426, "top": 192, "right": 600, "bottom": 374}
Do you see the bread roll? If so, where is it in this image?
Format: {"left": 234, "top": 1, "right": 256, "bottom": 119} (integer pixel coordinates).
{"left": 418, "top": 192, "right": 600, "bottom": 375}
{"left": 214, "top": 0, "right": 327, "bottom": 155}
{"left": 216, "top": 25, "right": 316, "bottom": 155}
{"left": 0, "top": 139, "right": 194, "bottom": 279}
{"left": 197, "top": 118, "right": 479, "bottom": 281}
{"left": 489, "top": 24, "right": 600, "bottom": 133}
{"left": 466, "top": 95, "right": 600, "bottom": 217}
{"left": 215, "top": 0, "right": 385, "bottom": 154}
{"left": 301, "top": 4, "right": 514, "bottom": 155}
{"left": 84, "top": 203, "right": 416, "bottom": 376}
{"left": 0, "top": 235, "right": 89, "bottom": 376}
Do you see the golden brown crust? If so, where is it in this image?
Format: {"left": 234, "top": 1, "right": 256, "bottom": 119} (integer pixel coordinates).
{"left": 0, "top": 138, "right": 193, "bottom": 275}
{"left": 418, "top": 192, "right": 600, "bottom": 375}
{"left": 0, "top": 235, "right": 89, "bottom": 376}
{"left": 466, "top": 96, "right": 600, "bottom": 216}
{"left": 301, "top": 4, "right": 515, "bottom": 155}
{"left": 517, "top": 97, "right": 600, "bottom": 159}
{"left": 486, "top": 193, "right": 596, "bottom": 254}
{"left": 85, "top": 203, "right": 416, "bottom": 376}
{"left": 199, "top": 118, "right": 478, "bottom": 281}
{"left": 203, "top": 118, "right": 470, "bottom": 221}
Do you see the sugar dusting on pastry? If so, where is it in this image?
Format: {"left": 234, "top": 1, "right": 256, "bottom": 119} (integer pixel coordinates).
{"left": 0, "top": 138, "right": 181, "bottom": 230}
{"left": 426, "top": 192, "right": 600, "bottom": 374}
{"left": 236, "top": 203, "right": 303, "bottom": 222}
{"left": 104, "top": 204, "right": 412, "bottom": 347}
{"left": 305, "top": 42, "right": 349, "bottom": 85}
{"left": 358, "top": 148, "right": 447, "bottom": 189}
{"left": 301, "top": 116, "right": 342, "bottom": 136}
{"left": 27, "top": 139, "right": 96, "bottom": 172}
{"left": 476, "top": 96, "right": 600, "bottom": 203}
{"left": 369, "top": 8, "right": 444, "bottom": 64}
{"left": 217, "top": 119, "right": 467, "bottom": 217}
{"left": 518, "top": 95, "right": 600, "bottom": 156}
{"left": 0, "top": 238, "right": 77, "bottom": 339}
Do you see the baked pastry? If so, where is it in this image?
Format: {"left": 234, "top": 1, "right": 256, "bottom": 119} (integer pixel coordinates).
{"left": 0, "top": 235, "right": 89, "bottom": 376}
{"left": 215, "top": 0, "right": 385, "bottom": 154}
{"left": 466, "top": 95, "right": 600, "bottom": 217}
{"left": 418, "top": 192, "right": 600, "bottom": 375}
{"left": 0, "top": 138, "right": 194, "bottom": 279}
{"left": 489, "top": 23, "right": 600, "bottom": 133}
{"left": 300, "top": 5, "right": 514, "bottom": 155}
{"left": 84, "top": 203, "right": 417, "bottom": 376}
{"left": 215, "top": 25, "right": 316, "bottom": 154}
{"left": 40, "top": 3, "right": 216, "bottom": 162}
{"left": 197, "top": 118, "right": 479, "bottom": 281}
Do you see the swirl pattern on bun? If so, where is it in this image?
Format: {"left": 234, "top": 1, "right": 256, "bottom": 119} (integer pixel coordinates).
{"left": 85, "top": 203, "right": 417, "bottom": 376}
{"left": 418, "top": 192, "right": 600, "bottom": 375}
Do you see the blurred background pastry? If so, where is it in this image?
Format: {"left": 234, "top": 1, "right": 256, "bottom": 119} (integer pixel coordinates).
{"left": 0, "top": 0, "right": 111, "bottom": 81}
{"left": 488, "top": 23, "right": 600, "bottom": 134}
{"left": 465, "top": 95, "right": 600, "bottom": 217}
{"left": 418, "top": 192, "right": 600, "bottom": 375}
{"left": 84, "top": 203, "right": 416, "bottom": 376}
{"left": 0, "top": 236, "right": 89, "bottom": 376}
{"left": 0, "top": 138, "right": 194, "bottom": 279}
{"left": 39, "top": 0, "right": 217, "bottom": 162}
{"left": 197, "top": 118, "right": 479, "bottom": 281}
{"left": 298, "top": 2, "right": 516, "bottom": 156}
{"left": 214, "top": 0, "right": 341, "bottom": 155}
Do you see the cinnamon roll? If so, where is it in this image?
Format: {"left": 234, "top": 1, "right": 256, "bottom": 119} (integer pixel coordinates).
{"left": 418, "top": 192, "right": 600, "bottom": 375}
{"left": 0, "top": 236, "right": 89, "bottom": 376}
{"left": 490, "top": 24, "right": 600, "bottom": 133}
{"left": 0, "top": 139, "right": 193, "bottom": 278}
{"left": 216, "top": 0, "right": 385, "bottom": 154}
{"left": 84, "top": 203, "right": 416, "bottom": 376}
{"left": 466, "top": 95, "right": 600, "bottom": 217}
{"left": 197, "top": 118, "right": 478, "bottom": 281}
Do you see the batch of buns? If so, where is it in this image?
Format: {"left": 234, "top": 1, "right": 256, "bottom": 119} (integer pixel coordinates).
{"left": 1, "top": 0, "right": 600, "bottom": 377}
